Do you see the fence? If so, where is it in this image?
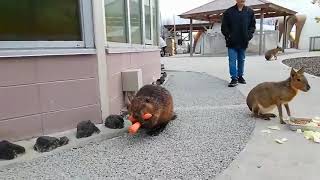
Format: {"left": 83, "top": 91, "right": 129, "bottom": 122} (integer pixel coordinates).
{"left": 309, "top": 36, "right": 320, "bottom": 51}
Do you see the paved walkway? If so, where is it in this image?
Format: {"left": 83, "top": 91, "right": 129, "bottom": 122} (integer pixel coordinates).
{"left": 163, "top": 51, "right": 320, "bottom": 180}
{"left": 0, "top": 72, "right": 255, "bottom": 179}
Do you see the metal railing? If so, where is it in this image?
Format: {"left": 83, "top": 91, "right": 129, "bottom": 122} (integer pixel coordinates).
{"left": 309, "top": 36, "right": 320, "bottom": 51}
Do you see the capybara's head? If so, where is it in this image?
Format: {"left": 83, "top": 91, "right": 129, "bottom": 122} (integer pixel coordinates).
{"left": 290, "top": 67, "right": 311, "bottom": 92}
{"left": 128, "top": 96, "right": 155, "bottom": 123}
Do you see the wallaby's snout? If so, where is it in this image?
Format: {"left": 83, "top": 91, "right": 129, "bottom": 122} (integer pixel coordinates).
{"left": 305, "top": 83, "right": 311, "bottom": 92}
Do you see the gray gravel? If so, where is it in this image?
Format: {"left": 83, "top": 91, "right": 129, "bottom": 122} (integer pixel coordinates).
{"left": 165, "top": 71, "right": 245, "bottom": 108}
{"left": 0, "top": 71, "right": 255, "bottom": 180}
{"left": 282, "top": 56, "right": 320, "bottom": 77}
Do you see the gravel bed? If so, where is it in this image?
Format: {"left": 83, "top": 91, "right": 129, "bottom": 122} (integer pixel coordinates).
{"left": 0, "top": 71, "right": 255, "bottom": 180}
{"left": 282, "top": 56, "right": 320, "bottom": 77}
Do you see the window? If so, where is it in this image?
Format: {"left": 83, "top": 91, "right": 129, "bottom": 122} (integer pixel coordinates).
{"left": 0, "top": 0, "right": 93, "bottom": 49}
{"left": 104, "top": 0, "right": 159, "bottom": 46}
{"left": 105, "top": 0, "right": 128, "bottom": 43}
{"left": 152, "top": 0, "right": 158, "bottom": 45}
{"left": 144, "top": 0, "right": 152, "bottom": 43}
{"left": 130, "top": 0, "right": 142, "bottom": 44}
{"left": 144, "top": 0, "right": 158, "bottom": 45}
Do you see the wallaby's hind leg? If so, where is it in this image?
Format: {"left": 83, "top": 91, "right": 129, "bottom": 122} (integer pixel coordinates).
{"left": 284, "top": 104, "right": 291, "bottom": 117}
{"left": 263, "top": 113, "right": 277, "bottom": 118}
{"left": 252, "top": 104, "right": 272, "bottom": 120}
{"left": 277, "top": 104, "right": 285, "bottom": 124}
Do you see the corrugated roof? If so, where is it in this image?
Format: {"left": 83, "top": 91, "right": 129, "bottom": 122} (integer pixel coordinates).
{"left": 180, "top": 0, "right": 296, "bottom": 20}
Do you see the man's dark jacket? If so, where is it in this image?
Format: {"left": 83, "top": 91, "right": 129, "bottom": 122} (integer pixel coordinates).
{"left": 221, "top": 5, "right": 256, "bottom": 49}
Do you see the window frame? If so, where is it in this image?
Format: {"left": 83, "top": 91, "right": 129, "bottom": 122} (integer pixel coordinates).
{"left": 105, "top": 0, "right": 159, "bottom": 49}
{"left": 0, "top": 0, "right": 94, "bottom": 50}
{"left": 143, "top": 0, "right": 152, "bottom": 45}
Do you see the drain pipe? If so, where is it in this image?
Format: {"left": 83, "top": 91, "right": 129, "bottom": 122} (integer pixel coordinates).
{"left": 92, "top": 0, "right": 109, "bottom": 120}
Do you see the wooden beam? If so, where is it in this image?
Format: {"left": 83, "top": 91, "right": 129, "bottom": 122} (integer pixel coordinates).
{"left": 268, "top": 4, "right": 297, "bottom": 15}
{"left": 255, "top": 12, "right": 288, "bottom": 19}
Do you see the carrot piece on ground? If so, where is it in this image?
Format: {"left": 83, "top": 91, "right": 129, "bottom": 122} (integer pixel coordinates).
{"left": 128, "top": 122, "right": 141, "bottom": 134}
{"left": 128, "top": 115, "right": 138, "bottom": 124}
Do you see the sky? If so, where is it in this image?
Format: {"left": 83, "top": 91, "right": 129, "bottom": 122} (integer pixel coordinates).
{"left": 160, "top": 0, "right": 211, "bottom": 24}
{"left": 160, "top": 0, "right": 320, "bottom": 25}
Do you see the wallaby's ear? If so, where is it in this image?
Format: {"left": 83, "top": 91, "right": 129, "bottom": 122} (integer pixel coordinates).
{"left": 297, "top": 67, "right": 305, "bottom": 74}
{"left": 290, "top": 68, "right": 296, "bottom": 77}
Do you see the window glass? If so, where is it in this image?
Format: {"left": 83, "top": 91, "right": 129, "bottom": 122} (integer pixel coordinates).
{"left": 105, "top": 0, "right": 127, "bottom": 43}
{"left": 152, "top": 0, "right": 158, "bottom": 45}
{"left": 0, "top": 0, "right": 81, "bottom": 41}
{"left": 130, "top": 0, "right": 142, "bottom": 44}
{"left": 144, "top": 0, "right": 151, "bottom": 41}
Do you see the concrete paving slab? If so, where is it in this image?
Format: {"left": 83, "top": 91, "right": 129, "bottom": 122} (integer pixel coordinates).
{"left": 163, "top": 51, "right": 320, "bottom": 180}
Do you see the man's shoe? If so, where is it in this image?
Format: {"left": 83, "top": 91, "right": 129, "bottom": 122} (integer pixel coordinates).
{"left": 238, "top": 76, "right": 246, "bottom": 84}
{"left": 228, "top": 79, "right": 238, "bottom": 87}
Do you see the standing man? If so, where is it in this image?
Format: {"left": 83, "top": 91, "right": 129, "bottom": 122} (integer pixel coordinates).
{"left": 221, "top": 0, "right": 256, "bottom": 87}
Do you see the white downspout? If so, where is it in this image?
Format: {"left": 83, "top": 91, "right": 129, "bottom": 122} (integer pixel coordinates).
{"left": 92, "top": 0, "right": 109, "bottom": 120}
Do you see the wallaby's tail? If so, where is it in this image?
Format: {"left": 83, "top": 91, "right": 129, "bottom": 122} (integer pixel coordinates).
{"left": 246, "top": 94, "right": 253, "bottom": 112}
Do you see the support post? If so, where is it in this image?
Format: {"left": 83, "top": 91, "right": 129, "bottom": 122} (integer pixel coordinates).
{"left": 92, "top": 0, "right": 109, "bottom": 120}
{"left": 173, "top": 15, "right": 176, "bottom": 55}
{"left": 259, "top": 8, "right": 264, "bottom": 55}
{"left": 282, "top": 15, "right": 287, "bottom": 52}
{"left": 190, "top": 18, "right": 193, "bottom": 57}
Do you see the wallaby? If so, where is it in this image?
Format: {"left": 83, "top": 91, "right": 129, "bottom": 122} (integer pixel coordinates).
{"left": 246, "top": 67, "right": 311, "bottom": 124}
{"left": 127, "top": 84, "right": 176, "bottom": 136}
{"left": 265, "top": 46, "right": 283, "bottom": 61}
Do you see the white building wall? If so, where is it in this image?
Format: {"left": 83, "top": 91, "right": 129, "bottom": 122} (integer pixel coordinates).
{"left": 270, "top": 0, "right": 320, "bottom": 50}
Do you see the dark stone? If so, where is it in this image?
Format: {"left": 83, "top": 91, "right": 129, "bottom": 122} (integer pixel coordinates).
{"left": 34, "top": 136, "right": 59, "bottom": 153}
{"left": 59, "top": 136, "right": 69, "bottom": 146}
{"left": 0, "top": 140, "right": 25, "bottom": 160}
{"left": 156, "top": 79, "right": 162, "bottom": 85}
{"left": 162, "top": 72, "right": 167, "bottom": 78}
{"left": 76, "top": 120, "right": 100, "bottom": 139}
{"left": 33, "top": 136, "right": 69, "bottom": 153}
{"left": 105, "top": 115, "right": 124, "bottom": 129}
{"left": 160, "top": 76, "right": 165, "bottom": 83}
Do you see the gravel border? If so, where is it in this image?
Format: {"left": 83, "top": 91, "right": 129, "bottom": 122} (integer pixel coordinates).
{"left": 282, "top": 56, "right": 320, "bottom": 77}
{"left": 0, "top": 71, "right": 255, "bottom": 180}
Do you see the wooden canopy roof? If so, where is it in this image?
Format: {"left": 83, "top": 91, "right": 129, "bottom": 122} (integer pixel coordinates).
{"left": 164, "top": 23, "right": 213, "bottom": 31}
{"left": 179, "top": 0, "right": 297, "bottom": 21}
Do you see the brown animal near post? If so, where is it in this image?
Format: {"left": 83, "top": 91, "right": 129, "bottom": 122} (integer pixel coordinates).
{"left": 127, "top": 84, "right": 176, "bottom": 136}
{"left": 246, "top": 67, "right": 311, "bottom": 124}
{"left": 265, "top": 46, "right": 283, "bottom": 61}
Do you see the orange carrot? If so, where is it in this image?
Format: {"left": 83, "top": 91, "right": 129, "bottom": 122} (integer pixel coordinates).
{"left": 128, "top": 115, "right": 137, "bottom": 124}
{"left": 128, "top": 122, "right": 141, "bottom": 134}
{"left": 142, "top": 113, "right": 152, "bottom": 120}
